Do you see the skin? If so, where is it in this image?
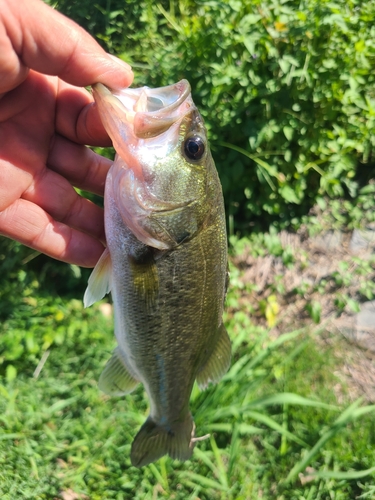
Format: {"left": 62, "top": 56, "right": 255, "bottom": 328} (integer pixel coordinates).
{"left": 0, "top": 0, "right": 133, "bottom": 267}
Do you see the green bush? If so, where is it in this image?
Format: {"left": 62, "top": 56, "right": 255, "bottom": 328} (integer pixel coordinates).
{"left": 52, "top": 0, "right": 375, "bottom": 232}
{"left": 5, "top": 0, "right": 374, "bottom": 302}
{"left": 3, "top": 0, "right": 373, "bottom": 295}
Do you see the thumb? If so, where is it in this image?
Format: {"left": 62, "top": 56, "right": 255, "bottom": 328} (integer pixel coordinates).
{"left": 0, "top": 0, "right": 133, "bottom": 92}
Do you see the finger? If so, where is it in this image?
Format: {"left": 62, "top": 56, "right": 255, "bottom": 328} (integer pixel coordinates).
{"left": 54, "top": 81, "right": 113, "bottom": 146}
{"left": 0, "top": 198, "right": 104, "bottom": 267}
{"left": 0, "top": 18, "right": 29, "bottom": 93}
{"left": 0, "top": 158, "right": 33, "bottom": 213}
{"left": 0, "top": 0, "right": 133, "bottom": 93}
{"left": 0, "top": 71, "right": 111, "bottom": 147}
{"left": 22, "top": 167, "right": 106, "bottom": 242}
{"left": 48, "top": 135, "right": 112, "bottom": 195}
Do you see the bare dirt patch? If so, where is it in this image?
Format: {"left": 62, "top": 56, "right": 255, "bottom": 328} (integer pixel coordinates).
{"left": 231, "top": 224, "right": 375, "bottom": 401}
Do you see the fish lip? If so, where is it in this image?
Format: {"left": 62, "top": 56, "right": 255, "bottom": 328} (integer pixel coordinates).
{"left": 92, "top": 80, "right": 193, "bottom": 138}
{"left": 94, "top": 79, "right": 191, "bottom": 113}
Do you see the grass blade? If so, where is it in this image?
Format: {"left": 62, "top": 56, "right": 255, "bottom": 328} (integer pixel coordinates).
{"left": 179, "top": 471, "right": 229, "bottom": 492}
{"left": 210, "top": 434, "right": 229, "bottom": 488}
{"left": 246, "top": 392, "right": 338, "bottom": 411}
{"left": 315, "top": 466, "right": 375, "bottom": 480}
{"left": 285, "top": 400, "right": 375, "bottom": 483}
{"left": 246, "top": 410, "right": 309, "bottom": 447}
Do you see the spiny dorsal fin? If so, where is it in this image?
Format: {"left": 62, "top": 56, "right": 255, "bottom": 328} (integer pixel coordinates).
{"left": 83, "top": 248, "right": 112, "bottom": 308}
{"left": 99, "top": 347, "right": 139, "bottom": 396}
{"left": 196, "top": 323, "right": 231, "bottom": 390}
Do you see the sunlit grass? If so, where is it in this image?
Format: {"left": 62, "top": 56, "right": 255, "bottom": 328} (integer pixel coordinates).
{"left": 1, "top": 295, "right": 375, "bottom": 499}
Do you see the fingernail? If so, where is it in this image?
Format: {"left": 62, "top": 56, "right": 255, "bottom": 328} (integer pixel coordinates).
{"left": 108, "top": 54, "right": 132, "bottom": 72}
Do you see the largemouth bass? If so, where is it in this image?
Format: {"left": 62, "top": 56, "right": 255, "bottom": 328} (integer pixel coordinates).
{"left": 84, "top": 79, "right": 230, "bottom": 467}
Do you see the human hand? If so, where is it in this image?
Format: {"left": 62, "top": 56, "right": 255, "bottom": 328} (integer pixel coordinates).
{"left": 0, "top": 0, "right": 133, "bottom": 267}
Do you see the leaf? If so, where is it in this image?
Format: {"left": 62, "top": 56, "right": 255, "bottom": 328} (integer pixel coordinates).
{"left": 247, "top": 393, "right": 338, "bottom": 411}
{"left": 279, "top": 185, "right": 300, "bottom": 204}
{"left": 5, "top": 365, "right": 17, "bottom": 382}
{"left": 47, "top": 397, "right": 80, "bottom": 414}
{"left": 265, "top": 295, "right": 279, "bottom": 327}
{"left": 355, "top": 39, "right": 365, "bottom": 52}
{"left": 274, "top": 21, "right": 287, "bottom": 32}
{"left": 246, "top": 410, "right": 309, "bottom": 447}
{"left": 315, "top": 466, "right": 375, "bottom": 480}
{"left": 0, "top": 432, "right": 24, "bottom": 441}
{"left": 240, "top": 13, "right": 262, "bottom": 26}
{"left": 283, "top": 126, "right": 294, "bottom": 141}
{"left": 179, "top": 471, "right": 229, "bottom": 492}
{"left": 305, "top": 301, "right": 322, "bottom": 324}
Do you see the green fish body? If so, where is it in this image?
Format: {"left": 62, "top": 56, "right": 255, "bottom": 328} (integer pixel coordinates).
{"left": 84, "top": 80, "right": 230, "bottom": 467}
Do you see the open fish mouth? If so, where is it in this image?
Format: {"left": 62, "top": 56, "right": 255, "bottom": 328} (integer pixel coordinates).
{"left": 111, "top": 79, "right": 190, "bottom": 115}
{"left": 92, "top": 79, "right": 194, "bottom": 140}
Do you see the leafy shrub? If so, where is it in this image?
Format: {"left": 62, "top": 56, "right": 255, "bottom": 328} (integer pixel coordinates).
{"left": 52, "top": 0, "right": 375, "bottom": 232}
{"left": 5, "top": 0, "right": 375, "bottom": 288}
{"left": 5, "top": 0, "right": 375, "bottom": 281}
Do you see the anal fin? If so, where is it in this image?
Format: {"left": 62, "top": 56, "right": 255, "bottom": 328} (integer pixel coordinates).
{"left": 99, "top": 347, "right": 139, "bottom": 396}
{"left": 196, "top": 323, "right": 231, "bottom": 390}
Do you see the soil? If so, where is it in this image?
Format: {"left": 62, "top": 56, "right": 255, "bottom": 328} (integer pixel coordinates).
{"left": 231, "top": 223, "right": 375, "bottom": 402}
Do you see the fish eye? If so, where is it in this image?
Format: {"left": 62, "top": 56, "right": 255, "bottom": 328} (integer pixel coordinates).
{"left": 183, "top": 136, "right": 205, "bottom": 161}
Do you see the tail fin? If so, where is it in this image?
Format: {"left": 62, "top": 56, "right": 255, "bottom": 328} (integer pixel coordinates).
{"left": 130, "top": 414, "right": 195, "bottom": 467}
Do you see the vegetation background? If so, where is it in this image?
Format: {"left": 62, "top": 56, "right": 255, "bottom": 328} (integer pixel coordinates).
{"left": 1, "top": 0, "right": 375, "bottom": 498}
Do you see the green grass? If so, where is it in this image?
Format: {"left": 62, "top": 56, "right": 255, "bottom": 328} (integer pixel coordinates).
{"left": 1, "top": 292, "right": 375, "bottom": 499}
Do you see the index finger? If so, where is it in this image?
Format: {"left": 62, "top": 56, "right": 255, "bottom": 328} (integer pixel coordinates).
{"left": 0, "top": 198, "right": 105, "bottom": 267}
{"left": 0, "top": 0, "right": 133, "bottom": 93}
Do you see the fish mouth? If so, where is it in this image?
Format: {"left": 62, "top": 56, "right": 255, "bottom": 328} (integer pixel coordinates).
{"left": 92, "top": 80, "right": 193, "bottom": 141}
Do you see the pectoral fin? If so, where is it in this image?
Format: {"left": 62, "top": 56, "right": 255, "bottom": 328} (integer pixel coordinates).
{"left": 128, "top": 249, "right": 159, "bottom": 311}
{"left": 83, "top": 248, "right": 112, "bottom": 308}
{"left": 196, "top": 324, "right": 231, "bottom": 390}
{"left": 99, "top": 347, "right": 139, "bottom": 396}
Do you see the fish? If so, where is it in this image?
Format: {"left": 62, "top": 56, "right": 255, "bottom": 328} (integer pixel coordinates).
{"left": 84, "top": 79, "right": 230, "bottom": 468}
